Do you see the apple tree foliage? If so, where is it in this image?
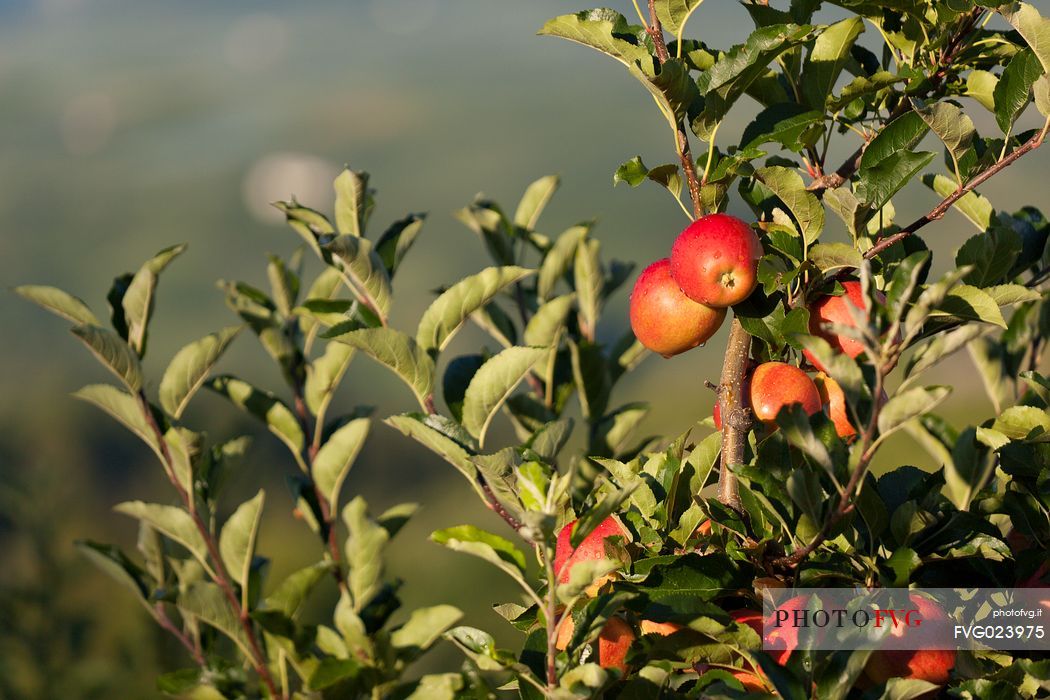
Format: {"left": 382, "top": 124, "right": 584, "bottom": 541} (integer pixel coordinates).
{"left": 15, "top": 1, "right": 1050, "bottom": 698}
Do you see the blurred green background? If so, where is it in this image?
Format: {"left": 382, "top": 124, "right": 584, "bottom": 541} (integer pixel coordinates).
{"left": 1, "top": 1, "right": 1046, "bottom": 697}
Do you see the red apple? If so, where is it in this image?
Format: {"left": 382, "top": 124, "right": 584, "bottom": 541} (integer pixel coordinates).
{"left": 749, "top": 362, "right": 822, "bottom": 426}
{"left": 670, "top": 213, "right": 763, "bottom": 308}
{"left": 629, "top": 258, "right": 727, "bottom": 357}
{"left": 555, "top": 614, "right": 636, "bottom": 673}
{"left": 803, "top": 280, "right": 895, "bottom": 372}
{"left": 813, "top": 372, "right": 857, "bottom": 442}
{"left": 554, "top": 516, "right": 628, "bottom": 596}
{"left": 730, "top": 606, "right": 797, "bottom": 665}
{"left": 864, "top": 594, "right": 956, "bottom": 687}
{"left": 598, "top": 616, "right": 635, "bottom": 673}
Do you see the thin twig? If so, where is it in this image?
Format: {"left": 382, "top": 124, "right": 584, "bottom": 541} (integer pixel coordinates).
{"left": 864, "top": 125, "right": 1048, "bottom": 259}
{"left": 139, "top": 393, "right": 284, "bottom": 700}
{"left": 808, "top": 9, "right": 984, "bottom": 195}
{"left": 480, "top": 480, "right": 525, "bottom": 532}
{"left": 292, "top": 386, "right": 348, "bottom": 593}
{"left": 647, "top": 0, "right": 703, "bottom": 219}
{"left": 153, "top": 603, "right": 207, "bottom": 667}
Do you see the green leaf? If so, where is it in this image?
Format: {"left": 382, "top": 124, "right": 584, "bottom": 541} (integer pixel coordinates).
{"left": 325, "top": 235, "right": 392, "bottom": 322}
{"left": 538, "top": 224, "right": 589, "bottom": 301}
{"left": 461, "top": 346, "right": 547, "bottom": 447}
{"left": 992, "top": 405, "right": 1050, "bottom": 442}
{"left": 912, "top": 99, "right": 975, "bottom": 175}
{"left": 754, "top": 166, "right": 825, "bottom": 245}
{"left": 809, "top": 243, "right": 862, "bottom": 272}
{"left": 802, "top": 17, "right": 864, "bottom": 110}
{"left": 955, "top": 225, "right": 1022, "bottom": 287}
{"left": 599, "top": 402, "right": 650, "bottom": 456}
{"left": 115, "top": 501, "right": 211, "bottom": 574}
{"left": 416, "top": 266, "right": 534, "bottom": 353}
{"left": 205, "top": 375, "right": 305, "bottom": 455}
{"left": 933, "top": 285, "right": 1007, "bottom": 328}
{"left": 309, "top": 657, "right": 364, "bottom": 691}
{"left": 966, "top": 69, "right": 999, "bottom": 112}
{"left": 556, "top": 558, "right": 621, "bottom": 604}
{"left": 159, "top": 326, "right": 242, "bottom": 419}
{"left": 993, "top": 48, "right": 1042, "bottom": 134}
{"left": 1035, "top": 74, "right": 1050, "bottom": 117}
{"left": 614, "top": 156, "right": 649, "bottom": 186}
{"left": 1000, "top": 2, "right": 1050, "bottom": 74}
{"left": 828, "top": 70, "right": 907, "bottom": 111}
{"left": 304, "top": 342, "right": 355, "bottom": 415}
{"left": 631, "top": 57, "right": 701, "bottom": 123}
{"left": 71, "top": 325, "right": 143, "bottom": 392}
{"left": 878, "top": 678, "right": 940, "bottom": 700}
{"left": 314, "top": 417, "right": 371, "bottom": 510}
{"left": 274, "top": 201, "right": 334, "bottom": 257}
{"left": 824, "top": 188, "right": 865, "bottom": 238}
{"left": 921, "top": 174, "right": 993, "bottom": 230}
{"left": 122, "top": 244, "right": 187, "bottom": 356}
{"left": 266, "top": 255, "right": 299, "bottom": 317}
{"left": 514, "top": 175, "right": 560, "bottom": 230}
{"left": 75, "top": 541, "right": 150, "bottom": 602}
{"left": 375, "top": 213, "right": 426, "bottom": 275}
{"left": 877, "top": 386, "right": 951, "bottom": 439}
{"left": 654, "top": 0, "right": 705, "bottom": 35}
{"left": 390, "top": 605, "right": 464, "bottom": 659}
{"left": 265, "top": 562, "right": 332, "bottom": 618}
{"left": 740, "top": 104, "right": 824, "bottom": 151}
{"left": 983, "top": 284, "right": 1041, "bottom": 306}
{"left": 856, "top": 150, "right": 935, "bottom": 212}
{"left": 73, "top": 384, "right": 159, "bottom": 455}
{"left": 384, "top": 413, "right": 479, "bottom": 484}
{"left": 693, "top": 24, "right": 815, "bottom": 139}
{"left": 179, "top": 582, "right": 252, "bottom": 658}
{"left": 538, "top": 10, "right": 652, "bottom": 71}
{"left": 524, "top": 293, "right": 576, "bottom": 348}
{"left": 219, "top": 490, "right": 265, "bottom": 587}
{"left": 342, "top": 497, "right": 389, "bottom": 611}
{"left": 326, "top": 328, "right": 435, "bottom": 412}
{"left": 333, "top": 168, "right": 372, "bottom": 237}
{"left": 431, "top": 525, "right": 527, "bottom": 574}
{"left": 14, "top": 285, "right": 100, "bottom": 326}
{"left": 861, "top": 112, "right": 929, "bottom": 172}
{"left": 574, "top": 238, "right": 603, "bottom": 340}
{"left": 944, "top": 428, "right": 995, "bottom": 511}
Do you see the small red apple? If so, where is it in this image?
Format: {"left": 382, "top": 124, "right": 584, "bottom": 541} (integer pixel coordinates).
{"left": 629, "top": 258, "right": 726, "bottom": 358}
{"left": 803, "top": 280, "right": 897, "bottom": 372}
{"left": 730, "top": 606, "right": 798, "bottom": 665}
{"left": 554, "top": 516, "right": 629, "bottom": 595}
{"left": 749, "top": 362, "right": 822, "bottom": 426}
{"left": 555, "top": 614, "right": 636, "bottom": 673}
{"left": 598, "top": 616, "right": 635, "bottom": 673}
{"left": 813, "top": 372, "right": 857, "bottom": 442}
{"left": 670, "top": 213, "right": 763, "bottom": 308}
{"left": 864, "top": 594, "right": 956, "bottom": 688}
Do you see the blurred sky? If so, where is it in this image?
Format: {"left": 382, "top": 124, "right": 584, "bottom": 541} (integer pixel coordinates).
{"left": 1, "top": 1, "right": 1047, "bottom": 695}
